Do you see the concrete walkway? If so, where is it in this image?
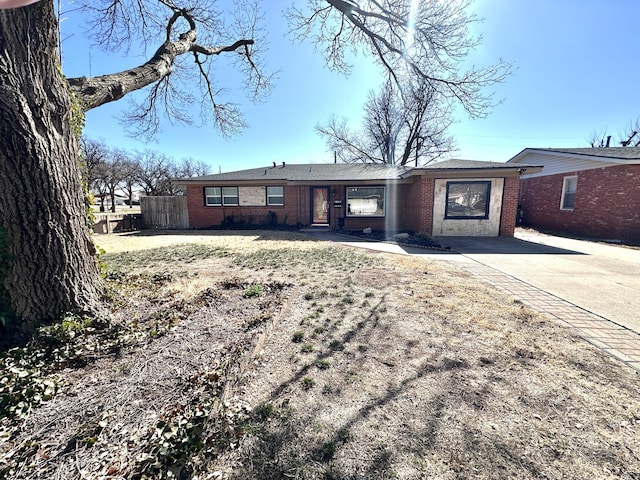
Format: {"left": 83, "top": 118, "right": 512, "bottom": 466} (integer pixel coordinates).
{"left": 305, "top": 229, "right": 640, "bottom": 371}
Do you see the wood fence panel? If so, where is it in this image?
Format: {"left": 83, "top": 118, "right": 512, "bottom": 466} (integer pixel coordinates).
{"left": 93, "top": 213, "right": 143, "bottom": 234}
{"left": 141, "top": 196, "right": 189, "bottom": 229}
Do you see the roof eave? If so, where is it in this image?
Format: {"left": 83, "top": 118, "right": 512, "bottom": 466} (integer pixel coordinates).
{"left": 403, "top": 166, "right": 543, "bottom": 178}
{"left": 508, "top": 148, "right": 640, "bottom": 164}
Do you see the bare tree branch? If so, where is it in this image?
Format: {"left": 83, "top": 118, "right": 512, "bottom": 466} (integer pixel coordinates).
{"left": 588, "top": 118, "right": 640, "bottom": 147}
{"left": 318, "top": 78, "right": 455, "bottom": 166}
{"left": 288, "top": 0, "right": 512, "bottom": 119}
{"left": 66, "top": 1, "right": 272, "bottom": 137}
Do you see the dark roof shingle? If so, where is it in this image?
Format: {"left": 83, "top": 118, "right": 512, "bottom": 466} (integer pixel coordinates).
{"left": 178, "top": 163, "right": 409, "bottom": 183}
{"left": 176, "top": 159, "right": 535, "bottom": 183}
{"left": 522, "top": 146, "right": 640, "bottom": 160}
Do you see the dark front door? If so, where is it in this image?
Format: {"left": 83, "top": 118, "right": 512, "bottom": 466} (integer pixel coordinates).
{"left": 311, "top": 187, "right": 329, "bottom": 225}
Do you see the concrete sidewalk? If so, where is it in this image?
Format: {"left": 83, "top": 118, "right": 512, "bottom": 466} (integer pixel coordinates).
{"left": 305, "top": 229, "right": 640, "bottom": 371}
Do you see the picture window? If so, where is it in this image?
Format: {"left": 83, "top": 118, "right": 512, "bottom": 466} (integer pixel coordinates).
{"left": 346, "top": 186, "right": 385, "bottom": 217}
{"left": 445, "top": 181, "right": 491, "bottom": 219}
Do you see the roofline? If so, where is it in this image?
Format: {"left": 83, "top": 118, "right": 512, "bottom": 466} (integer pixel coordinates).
{"left": 508, "top": 148, "right": 640, "bottom": 164}
{"left": 174, "top": 163, "right": 543, "bottom": 185}
{"left": 403, "top": 164, "right": 543, "bottom": 177}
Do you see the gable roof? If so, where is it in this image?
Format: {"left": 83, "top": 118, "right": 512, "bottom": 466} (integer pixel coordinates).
{"left": 509, "top": 146, "right": 640, "bottom": 164}
{"left": 176, "top": 159, "right": 541, "bottom": 184}
{"left": 507, "top": 147, "right": 640, "bottom": 178}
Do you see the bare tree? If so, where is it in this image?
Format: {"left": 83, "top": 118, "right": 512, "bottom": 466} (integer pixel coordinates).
{"left": 80, "top": 137, "right": 108, "bottom": 191}
{"left": 588, "top": 118, "right": 640, "bottom": 148}
{"left": 121, "top": 158, "right": 141, "bottom": 208}
{"left": 318, "top": 78, "right": 454, "bottom": 165}
{"left": 0, "top": 0, "right": 507, "bottom": 332}
{"left": 288, "top": 0, "right": 511, "bottom": 119}
{"left": 619, "top": 119, "right": 640, "bottom": 147}
{"left": 134, "top": 149, "right": 174, "bottom": 197}
{"left": 0, "top": 1, "right": 271, "bottom": 330}
{"left": 103, "top": 149, "right": 128, "bottom": 213}
{"left": 177, "top": 157, "right": 211, "bottom": 178}
{"left": 80, "top": 136, "right": 112, "bottom": 212}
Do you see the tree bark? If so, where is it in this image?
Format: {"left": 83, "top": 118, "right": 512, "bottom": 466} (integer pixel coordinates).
{"left": 67, "top": 21, "right": 253, "bottom": 112}
{"left": 0, "top": 1, "right": 103, "bottom": 332}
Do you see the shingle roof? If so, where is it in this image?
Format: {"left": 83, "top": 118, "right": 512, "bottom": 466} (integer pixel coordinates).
{"left": 176, "top": 159, "right": 536, "bottom": 184}
{"left": 517, "top": 146, "right": 640, "bottom": 161}
{"left": 422, "top": 159, "right": 530, "bottom": 170}
{"left": 177, "top": 163, "right": 409, "bottom": 183}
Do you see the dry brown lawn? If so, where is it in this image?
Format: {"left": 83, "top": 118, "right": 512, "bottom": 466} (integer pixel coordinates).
{"left": 1, "top": 230, "right": 638, "bottom": 479}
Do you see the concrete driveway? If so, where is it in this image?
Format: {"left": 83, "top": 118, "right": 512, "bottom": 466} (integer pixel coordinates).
{"left": 432, "top": 230, "right": 640, "bottom": 333}
{"left": 307, "top": 229, "right": 640, "bottom": 333}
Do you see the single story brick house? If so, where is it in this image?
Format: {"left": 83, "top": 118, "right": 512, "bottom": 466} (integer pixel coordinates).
{"left": 507, "top": 147, "right": 640, "bottom": 244}
{"left": 175, "top": 159, "right": 542, "bottom": 237}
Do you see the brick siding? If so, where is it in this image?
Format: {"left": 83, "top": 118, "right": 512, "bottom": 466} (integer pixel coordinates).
{"left": 186, "top": 174, "right": 521, "bottom": 237}
{"left": 186, "top": 185, "right": 307, "bottom": 228}
{"left": 519, "top": 165, "right": 640, "bottom": 244}
{"left": 500, "top": 176, "right": 521, "bottom": 236}
{"left": 402, "top": 177, "right": 435, "bottom": 234}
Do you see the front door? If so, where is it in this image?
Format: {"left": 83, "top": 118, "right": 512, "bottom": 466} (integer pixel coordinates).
{"left": 311, "top": 187, "right": 329, "bottom": 225}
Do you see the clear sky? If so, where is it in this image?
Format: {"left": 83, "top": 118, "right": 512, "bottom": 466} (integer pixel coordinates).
{"left": 60, "top": 0, "right": 640, "bottom": 173}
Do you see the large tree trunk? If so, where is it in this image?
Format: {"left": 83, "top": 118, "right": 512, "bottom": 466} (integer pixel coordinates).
{"left": 0, "top": 1, "right": 103, "bottom": 333}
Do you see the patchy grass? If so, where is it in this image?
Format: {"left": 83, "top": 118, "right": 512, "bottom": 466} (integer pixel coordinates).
{"left": 0, "top": 230, "right": 638, "bottom": 480}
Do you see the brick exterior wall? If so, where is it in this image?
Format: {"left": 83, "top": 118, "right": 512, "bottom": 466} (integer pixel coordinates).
{"left": 499, "top": 176, "right": 521, "bottom": 237}
{"left": 519, "top": 165, "right": 640, "bottom": 244}
{"left": 186, "top": 184, "right": 308, "bottom": 228}
{"left": 185, "top": 173, "right": 522, "bottom": 237}
{"left": 403, "top": 177, "right": 435, "bottom": 234}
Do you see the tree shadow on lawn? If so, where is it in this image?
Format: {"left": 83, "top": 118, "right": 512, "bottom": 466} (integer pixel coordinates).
{"left": 227, "top": 296, "right": 547, "bottom": 480}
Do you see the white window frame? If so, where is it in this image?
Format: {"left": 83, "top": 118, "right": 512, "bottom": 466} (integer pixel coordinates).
{"left": 205, "top": 186, "right": 239, "bottom": 206}
{"left": 560, "top": 176, "right": 578, "bottom": 211}
{"left": 266, "top": 186, "right": 284, "bottom": 206}
{"left": 222, "top": 187, "right": 239, "bottom": 206}
{"left": 205, "top": 187, "right": 222, "bottom": 206}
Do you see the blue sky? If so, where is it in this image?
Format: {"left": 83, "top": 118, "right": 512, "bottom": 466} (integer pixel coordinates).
{"left": 60, "top": 0, "right": 639, "bottom": 173}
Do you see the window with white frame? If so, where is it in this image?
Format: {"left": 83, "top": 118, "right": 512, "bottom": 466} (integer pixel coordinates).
{"left": 205, "top": 186, "right": 239, "bottom": 206}
{"left": 346, "top": 186, "right": 385, "bottom": 216}
{"left": 560, "top": 176, "right": 577, "bottom": 210}
{"left": 266, "top": 186, "right": 284, "bottom": 206}
{"left": 445, "top": 181, "right": 491, "bottom": 219}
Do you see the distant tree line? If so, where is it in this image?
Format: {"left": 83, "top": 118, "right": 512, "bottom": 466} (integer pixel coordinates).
{"left": 81, "top": 137, "right": 211, "bottom": 212}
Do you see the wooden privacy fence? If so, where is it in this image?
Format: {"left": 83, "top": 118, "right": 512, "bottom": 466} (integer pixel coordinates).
{"left": 93, "top": 213, "right": 143, "bottom": 234}
{"left": 141, "top": 196, "right": 189, "bottom": 230}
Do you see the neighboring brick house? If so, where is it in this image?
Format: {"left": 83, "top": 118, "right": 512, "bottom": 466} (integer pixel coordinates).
{"left": 508, "top": 147, "right": 640, "bottom": 245}
{"left": 174, "top": 160, "right": 540, "bottom": 237}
